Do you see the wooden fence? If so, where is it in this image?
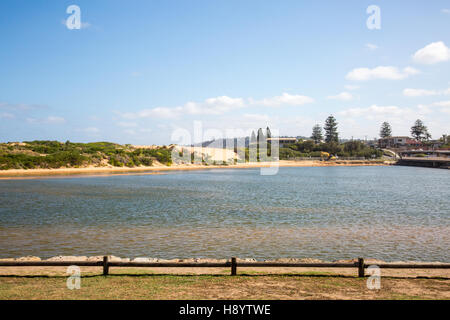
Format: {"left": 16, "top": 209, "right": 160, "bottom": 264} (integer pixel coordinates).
{"left": 1, "top": 257, "right": 449, "bottom": 277}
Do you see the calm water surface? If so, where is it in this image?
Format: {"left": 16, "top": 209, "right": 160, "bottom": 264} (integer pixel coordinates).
{"left": 0, "top": 166, "right": 449, "bottom": 261}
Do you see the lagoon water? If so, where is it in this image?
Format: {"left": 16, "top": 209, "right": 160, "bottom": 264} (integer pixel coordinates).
{"left": 0, "top": 166, "right": 449, "bottom": 262}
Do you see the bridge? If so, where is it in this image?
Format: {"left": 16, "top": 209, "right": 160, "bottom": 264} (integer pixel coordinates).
{"left": 397, "top": 156, "right": 450, "bottom": 169}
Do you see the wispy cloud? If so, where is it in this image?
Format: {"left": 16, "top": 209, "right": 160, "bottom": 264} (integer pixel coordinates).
{"left": 327, "top": 92, "right": 353, "bottom": 101}
{"left": 60, "top": 19, "right": 91, "bottom": 29}
{"left": 249, "top": 93, "right": 314, "bottom": 107}
{"left": 338, "top": 105, "right": 413, "bottom": 119}
{"left": 117, "top": 122, "right": 138, "bottom": 128}
{"left": 117, "top": 93, "right": 314, "bottom": 120}
{"left": 0, "top": 112, "right": 15, "bottom": 119}
{"left": 0, "top": 102, "right": 48, "bottom": 111}
{"left": 346, "top": 66, "right": 419, "bottom": 81}
{"left": 26, "top": 116, "right": 65, "bottom": 124}
{"left": 79, "top": 127, "right": 100, "bottom": 134}
{"left": 344, "top": 85, "right": 360, "bottom": 91}
{"left": 365, "top": 43, "right": 378, "bottom": 50}
{"left": 403, "top": 87, "right": 450, "bottom": 97}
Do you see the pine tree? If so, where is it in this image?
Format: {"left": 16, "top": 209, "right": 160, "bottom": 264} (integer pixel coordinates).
{"left": 379, "top": 122, "right": 392, "bottom": 138}
{"left": 266, "top": 126, "right": 271, "bottom": 139}
{"left": 257, "top": 128, "right": 265, "bottom": 141}
{"left": 250, "top": 130, "right": 257, "bottom": 144}
{"left": 266, "top": 127, "right": 272, "bottom": 157}
{"left": 311, "top": 125, "right": 323, "bottom": 144}
{"left": 411, "top": 119, "right": 431, "bottom": 141}
{"left": 324, "top": 115, "right": 339, "bottom": 143}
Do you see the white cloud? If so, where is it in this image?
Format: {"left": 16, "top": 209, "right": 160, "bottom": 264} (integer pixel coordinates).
{"left": 119, "top": 93, "right": 313, "bottom": 119}
{"left": 403, "top": 88, "right": 438, "bottom": 97}
{"left": 432, "top": 100, "right": 450, "bottom": 107}
{"left": 412, "top": 41, "right": 450, "bottom": 64}
{"left": 442, "top": 9, "right": 450, "bottom": 14}
{"left": 403, "top": 87, "right": 450, "bottom": 97}
{"left": 338, "top": 105, "right": 412, "bottom": 119}
{"left": 119, "top": 96, "right": 245, "bottom": 119}
{"left": 417, "top": 101, "right": 450, "bottom": 116}
{"left": 327, "top": 92, "right": 353, "bottom": 101}
{"left": 242, "top": 113, "right": 270, "bottom": 122}
{"left": 186, "top": 96, "right": 246, "bottom": 114}
{"left": 344, "top": 85, "right": 360, "bottom": 91}
{"left": 27, "top": 116, "right": 65, "bottom": 124}
{"left": 249, "top": 93, "right": 314, "bottom": 107}
{"left": 46, "top": 116, "right": 66, "bottom": 124}
{"left": 346, "top": 66, "right": 419, "bottom": 81}
{"left": 336, "top": 104, "right": 441, "bottom": 137}
{"left": 365, "top": 43, "right": 378, "bottom": 50}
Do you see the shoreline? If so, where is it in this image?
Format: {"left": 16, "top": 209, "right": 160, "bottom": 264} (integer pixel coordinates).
{"left": 0, "top": 160, "right": 392, "bottom": 179}
{"left": 0, "top": 255, "right": 447, "bottom": 264}
{"left": 1, "top": 256, "right": 448, "bottom": 279}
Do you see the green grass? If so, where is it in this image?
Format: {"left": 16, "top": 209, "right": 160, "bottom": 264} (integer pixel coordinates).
{"left": 0, "top": 274, "right": 448, "bottom": 300}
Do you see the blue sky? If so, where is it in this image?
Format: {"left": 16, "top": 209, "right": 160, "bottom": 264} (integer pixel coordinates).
{"left": 1, "top": 0, "right": 449, "bottom": 145}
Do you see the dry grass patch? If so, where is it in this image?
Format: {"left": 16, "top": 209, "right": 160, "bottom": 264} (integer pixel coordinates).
{"left": 0, "top": 274, "right": 448, "bottom": 300}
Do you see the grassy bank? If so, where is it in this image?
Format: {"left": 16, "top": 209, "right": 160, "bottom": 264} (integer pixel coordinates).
{"left": 0, "top": 273, "right": 448, "bottom": 300}
{"left": 0, "top": 141, "right": 172, "bottom": 170}
{"left": 0, "top": 140, "right": 385, "bottom": 171}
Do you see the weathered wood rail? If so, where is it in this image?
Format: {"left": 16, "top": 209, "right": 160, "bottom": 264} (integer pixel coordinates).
{"left": 0, "top": 257, "right": 449, "bottom": 277}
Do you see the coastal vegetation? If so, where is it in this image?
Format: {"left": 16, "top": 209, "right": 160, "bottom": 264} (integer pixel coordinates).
{"left": 0, "top": 141, "right": 172, "bottom": 170}
{"left": 279, "top": 140, "right": 382, "bottom": 160}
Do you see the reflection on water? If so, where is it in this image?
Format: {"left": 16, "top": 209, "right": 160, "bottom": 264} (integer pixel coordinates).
{"left": 0, "top": 166, "right": 449, "bottom": 261}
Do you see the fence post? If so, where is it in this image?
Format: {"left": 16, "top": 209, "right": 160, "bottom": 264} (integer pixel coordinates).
{"left": 358, "top": 257, "right": 365, "bottom": 277}
{"left": 231, "top": 257, "right": 237, "bottom": 276}
{"left": 103, "top": 255, "right": 109, "bottom": 276}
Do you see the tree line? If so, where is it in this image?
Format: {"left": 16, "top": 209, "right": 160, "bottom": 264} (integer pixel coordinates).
{"left": 379, "top": 119, "right": 432, "bottom": 141}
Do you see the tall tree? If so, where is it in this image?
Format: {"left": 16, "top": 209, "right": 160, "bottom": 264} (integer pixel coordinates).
{"left": 379, "top": 122, "right": 392, "bottom": 138}
{"left": 266, "top": 127, "right": 272, "bottom": 157}
{"left": 257, "top": 128, "right": 265, "bottom": 141}
{"left": 324, "top": 115, "right": 339, "bottom": 143}
{"left": 250, "top": 130, "right": 257, "bottom": 144}
{"left": 311, "top": 124, "right": 323, "bottom": 144}
{"left": 256, "top": 128, "right": 265, "bottom": 161}
{"left": 266, "top": 126, "right": 272, "bottom": 139}
{"left": 411, "top": 119, "right": 431, "bottom": 141}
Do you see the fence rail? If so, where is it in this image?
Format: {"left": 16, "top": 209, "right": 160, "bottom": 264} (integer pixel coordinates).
{"left": 1, "top": 257, "right": 450, "bottom": 277}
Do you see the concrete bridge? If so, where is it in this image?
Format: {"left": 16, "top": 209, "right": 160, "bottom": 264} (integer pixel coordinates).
{"left": 397, "top": 157, "right": 450, "bottom": 169}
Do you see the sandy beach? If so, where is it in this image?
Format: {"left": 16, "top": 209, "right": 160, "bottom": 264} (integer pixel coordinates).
{"left": 0, "top": 160, "right": 392, "bottom": 179}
